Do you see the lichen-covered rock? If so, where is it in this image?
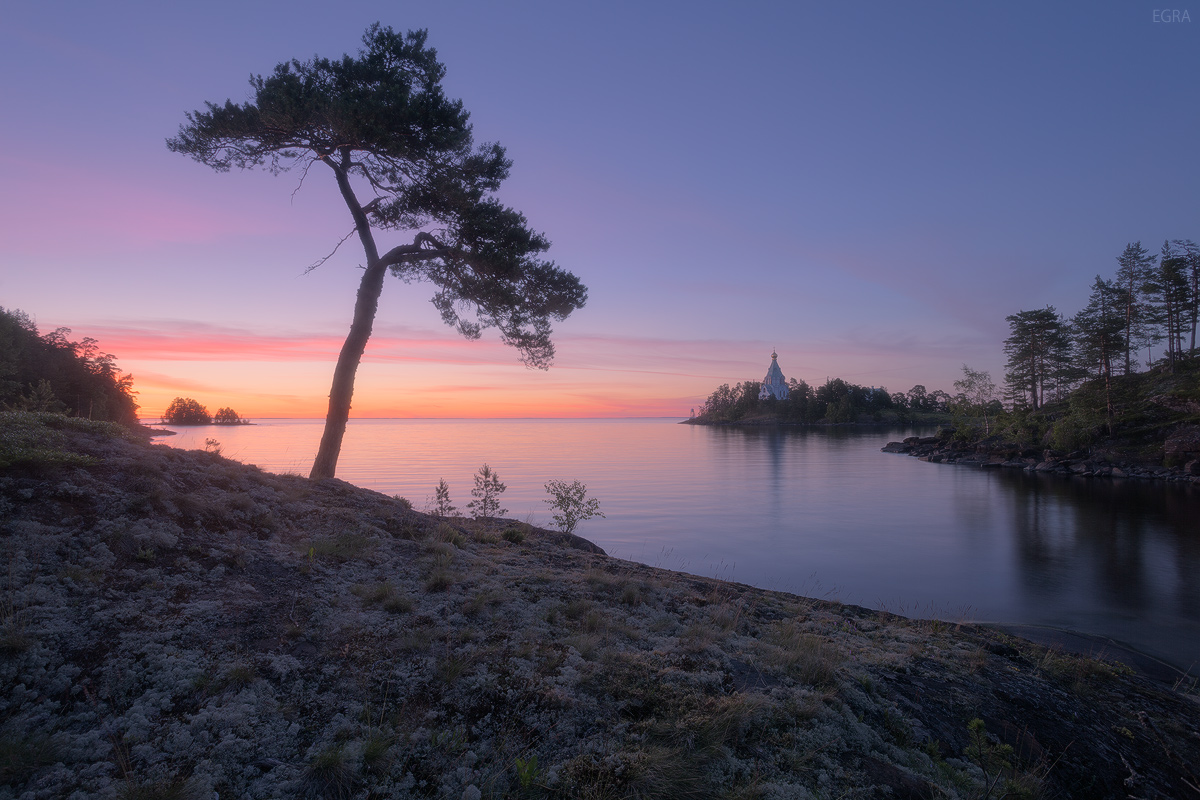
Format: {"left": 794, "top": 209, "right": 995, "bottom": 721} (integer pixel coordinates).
{"left": 2, "top": 412, "right": 1198, "bottom": 799}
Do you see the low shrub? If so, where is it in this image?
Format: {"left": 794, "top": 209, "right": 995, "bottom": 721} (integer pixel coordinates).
{"left": 544, "top": 479, "right": 604, "bottom": 534}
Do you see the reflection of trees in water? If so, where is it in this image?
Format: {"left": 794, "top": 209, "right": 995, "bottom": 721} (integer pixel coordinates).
{"left": 1001, "top": 472, "right": 1077, "bottom": 599}
{"left": 703, "top": 426, "right": 798, "bottom": 524}
{"left": 1163, "top": 490, "right": 1200, "bottom": 621}
{"left": 694, "top": 426, "right": 1200, "bottom": 661}
{"left": 998, "top": 470, "right": 1200, "bottom": 617}
{"left": 702, "top": 425, "right": 883, "bottom": 527}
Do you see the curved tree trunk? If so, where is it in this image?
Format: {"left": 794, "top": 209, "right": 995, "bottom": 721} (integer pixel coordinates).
{"left": 309, "top": 261, "right": 387, "bottom": 479}
{"left": 310, "top": 153, "right": 384, "bottom": 480}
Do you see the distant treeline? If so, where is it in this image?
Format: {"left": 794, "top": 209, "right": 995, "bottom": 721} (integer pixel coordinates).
{"left": 696, "top": 377, "right": 958, "bottom": 424}
{"left": 0, "top": 307, "right": 138, "bottom": 424}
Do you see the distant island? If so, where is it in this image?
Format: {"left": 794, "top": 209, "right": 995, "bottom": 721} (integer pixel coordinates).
{"left": 683, "top": 350, "right": 953, "bottom": 426}
{"left": 161, "top": 397, "right": 250, "bottom": 426}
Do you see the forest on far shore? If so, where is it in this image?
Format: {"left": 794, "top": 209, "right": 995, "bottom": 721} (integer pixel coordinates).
{"left": 691, "top": 377, "right": 964, "bottom": 425}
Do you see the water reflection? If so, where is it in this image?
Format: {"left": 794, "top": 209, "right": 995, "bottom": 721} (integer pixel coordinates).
{"left": 1002, "top": 471, "right": 1196, "bottom": 616}
{"left": 156, "top": 419, "right": 1200, "bottom": 668}
{"left": 985, "top": 467, "right": 1199, "bottom": 666}
{"left": 683, "top": 425, "right": 1197, "bottom": 667}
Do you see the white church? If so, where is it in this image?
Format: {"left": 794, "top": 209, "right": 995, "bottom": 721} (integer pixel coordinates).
{"left": 757, "top": 350, "right": 790, "bottom": 400}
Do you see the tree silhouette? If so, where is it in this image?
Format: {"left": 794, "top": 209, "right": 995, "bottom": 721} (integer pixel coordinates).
{"left": 163, "top": 397, "right": 211, "bottom": 425}
{"left": 213, "top": 407, "right": 244, "bottom": 424}
{"left": 1003, "top": 308, "right": 1071, "bottom": 410}
{"left": 168, "top": 25, "right": 587, "bottom": 478}
{"left": 1114, "top": 242, "right": 1154, "bottom": 374}
{"left": 1071, "top": 276, "right": 1124, "bottom": 426}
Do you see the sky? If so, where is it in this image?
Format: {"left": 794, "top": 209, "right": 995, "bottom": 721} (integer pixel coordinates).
{"left": 2, "top": 1, "right": 1197, "bottom": 418}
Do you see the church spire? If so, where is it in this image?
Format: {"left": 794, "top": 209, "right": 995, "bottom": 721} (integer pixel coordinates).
{"left": 758, "top": 350, "right": 789, "bottom": 401}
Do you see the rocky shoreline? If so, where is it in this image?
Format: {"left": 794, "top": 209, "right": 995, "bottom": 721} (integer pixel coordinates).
{"left": 882, "top": 429, "right": 1200, "bottom": 484}
{"left": 3, "top": 412, "right": 1199, "bottom": 799}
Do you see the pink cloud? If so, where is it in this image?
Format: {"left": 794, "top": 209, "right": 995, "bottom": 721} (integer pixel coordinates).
{"left": 55, "top": 317, "right": 983, "bottom": 418}
{"left": 128, "top": 369, "right": 225, "bottom": 393}
{"left": 57, "top": 321, "right": 516, "bottom": 365}
{"left": 59, "top": 318, "right": 984, "bottom": 385}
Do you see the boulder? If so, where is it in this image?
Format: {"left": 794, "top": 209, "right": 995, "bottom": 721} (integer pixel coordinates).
{"left": 1149, "top": 395, "right": 1200, "bottom": 415}
{"left": 1165, "top": 426, "right": 1200, "bottom": 460}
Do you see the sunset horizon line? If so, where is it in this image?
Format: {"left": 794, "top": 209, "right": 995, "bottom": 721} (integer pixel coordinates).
{"left": 141, "top": 414, "right": 690, "bottom": 422}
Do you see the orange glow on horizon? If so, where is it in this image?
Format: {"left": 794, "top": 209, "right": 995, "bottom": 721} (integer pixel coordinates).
{"left": 74, "top": 323, "right": 737, "bottom": 420}
{"left": 66, "top": 320, "right": 961, "bottom": 421}
{"left": 129, "top": 358, "right": 698, "bottom": 420}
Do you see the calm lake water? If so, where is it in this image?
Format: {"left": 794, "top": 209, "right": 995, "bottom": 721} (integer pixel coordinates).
{"left": 155, "top": 418, "right": 1200, "bottom": 670}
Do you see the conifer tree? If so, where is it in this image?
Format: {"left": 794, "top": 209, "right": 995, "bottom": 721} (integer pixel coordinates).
{"left": 1003, "top": 307, "right": 1071, "bottom": 410}
{"left": 1171, "top": 239, "right": 1200, "bottom": 356}
{"left": 1114, "top": 241, "right": 1155, "bottom": 374}
{"left": 1071, "top": 276, "right": 1124, "bottom": 425}
{"left": 467, "top": 464, "right": 507, "bottom": 519}
{"left": 168, "top": 25, "right": 587, "bottom": 479}
{"left": 434, "top": 478, "right": 457, "bottom": 518}
{"left": 1144, "top": 241, "right": 1191, "bottom": 372}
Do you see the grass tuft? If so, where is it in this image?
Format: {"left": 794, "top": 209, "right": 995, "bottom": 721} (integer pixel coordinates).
{"left": 223, "top": 664, "right": 256, "bottom": 691}
{"left": 362, "top": 733, "right": 393, "bottom": 776}
{"left": 765, "top": 622, "right": 841, "bottom": 686}
{"left": 303, "top": 744, "right": 357, "bottom": 800}
{"left": 436, "top": 522, "right": 467, "bottom": 548}
{"left": 425, "top": 571, "right": 454, "bottom": 593}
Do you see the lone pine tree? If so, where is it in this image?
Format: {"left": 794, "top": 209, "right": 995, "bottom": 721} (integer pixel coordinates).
{"left": 168, "top": 25, "right": 586, "bottom": 478}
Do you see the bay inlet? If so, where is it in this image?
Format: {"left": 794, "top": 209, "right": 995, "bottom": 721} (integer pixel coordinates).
{"left": 156, "top": 417, "right": 1200, "bottom": 670}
